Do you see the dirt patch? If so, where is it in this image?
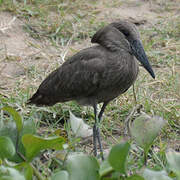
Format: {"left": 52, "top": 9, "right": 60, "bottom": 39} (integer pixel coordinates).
{"left": 0, "top": 12, "right": 39, "bottom": 57}
{"left": 98, "top": 1, "right": 158, "bottom": 23}
{"left": 0, "top": 12, "right": 62, "bottom": 90}
{"left": 95, "top": 0, "right": 179, "bottom": 25}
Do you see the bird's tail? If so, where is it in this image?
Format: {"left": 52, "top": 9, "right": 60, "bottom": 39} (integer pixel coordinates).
{"left": 27, "top": 90, "right": 53, "bottom": 106}
{"left": 27, "top": 91, "right": 42, "bottom": 105}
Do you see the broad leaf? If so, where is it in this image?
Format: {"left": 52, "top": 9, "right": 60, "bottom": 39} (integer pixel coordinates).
{"left": 143, "top": 169, "right": 172, "bottom": 180}
{"left": 65, "top": 153, "right": 100, "bottom": 180}
{"left": 99, "top": 160, "right": 113, "bottom": 177}
{"left": 52, "top": 170, "right": 69, "bottom": 180}
{"left": 17, "top": 120, "right": 36, "bottom": 159}
{"left": 166, "top": 150, "right": 180, "bottom": 178}
{"left": 0, "top": 122, "right": 17, "bottom": 145}
{"left": 126, "top": 174, "right": 145, "bottom": 180}
{"left": 130, "top": 114, "right": 165, "bottom": 154}
{"left": 2, "top": 106, "right": 23, "bottom": 133}
{"left": 21, "top": 120, "right": 36, "bottom": 135}
{"left": 0, "top": 136, "right": 15, "bottom": 160}
{"left": 24, "top": 164, "right": 33, "bottom": 180}
{"left": 0, "top": 122, "right": 21, "bottom": 162}
{"left": 108, "top": 142, "right": 130, "bottom": 175}
{"left": 0, "top": 120, "right": 35, "bottom": 143}
{"left": 0, "top": 166, "right": 25, "bottom": 180}
{"left": 15, "top": 162, "right": 33, "bottom": 180}
{"left": 0, "top": 120, "right": 36, "bottom": 162}
{"left": 22, "top": 134, "right": 65, "bottom": 161}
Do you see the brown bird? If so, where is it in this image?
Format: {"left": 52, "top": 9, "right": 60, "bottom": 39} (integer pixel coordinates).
{"left": 28, "top": 20, "right": 155, "bottom": 159}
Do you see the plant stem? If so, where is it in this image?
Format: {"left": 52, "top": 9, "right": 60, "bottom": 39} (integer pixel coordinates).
{"left": 31, "top": 163, "right": 45, "bottom": 180}
{"left": 144, "top": 151, "right": 147, "bottom": 166}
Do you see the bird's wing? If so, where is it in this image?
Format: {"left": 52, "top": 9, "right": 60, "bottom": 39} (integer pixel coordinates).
{"left": 35, "top": 48, "right": 107, "bottom": 103}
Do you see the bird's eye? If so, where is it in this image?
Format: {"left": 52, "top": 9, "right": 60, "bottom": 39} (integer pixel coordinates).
{"left": 121, "top": 30, "right": 130, "bottom": 37}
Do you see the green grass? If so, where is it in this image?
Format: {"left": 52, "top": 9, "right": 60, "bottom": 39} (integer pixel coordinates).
{"left": 1, "top": 0, "right": 105, "bottom": 45}
{"left": 0, "top": 0, "right": 179, "bottom": 177}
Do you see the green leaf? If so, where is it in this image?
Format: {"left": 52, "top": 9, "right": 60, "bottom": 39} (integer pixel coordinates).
{"left": 126, "top": 174, "right": 145, "bottom": 180}
{"left": 166, "top": 150, "right": 180, "bottom": 178}
{"left": 0, "top": 122, "right": 21, "bottom": 162}
{"left": 0, "top": 166, "right": 25, "bottom": 180}
{"left": 22, "top": 134, "right": 65, "bottom": 161}
{"left": 65, "top": 153, "right": 100, "bottom": 180}
{"left": 24, "top": 164, "right": 33, "bottom": 180}
{"left": 0, "top": 120, "right": 36, "bottom": 163}
{"left": 51, "top": 170, "right": 69, "bottom": 180}
{"left": 17, "top": 120, "right": 36, "bottom": 160}
{"left": 21, "top": 120, "right": 36, "bottom": 135}
{"left": 101, "top": 178, "right": 118, "bottom": 180}
{"left": 108, "top": 142, "right": 130, "bottom": 175}
{"left": 143, "top": 169, "right": 172, "bottom": 180}
{"left": 0, "top": 136, "right": 15, "bottom": 160}
{"left": 2, "top": 106, "right": 23, "bottom": 133}
{"left": 130, "top": 114, "right": 165, "bottom": 153}
{"left": 0, "top": 122, "right": 18, "bottom": 144}
{"left": 15, "top": 162, "right": 33, "bottom": 180}
{"left": 110, "top": 171, "right": 122, "bottom": 179}
{"left": 99, "top": 160, "right": 113, "bottom": 177}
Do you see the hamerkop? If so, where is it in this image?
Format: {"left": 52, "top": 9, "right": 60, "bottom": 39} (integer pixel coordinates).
{"left": 28, "top": 20, "right": 155, "bottom": 159}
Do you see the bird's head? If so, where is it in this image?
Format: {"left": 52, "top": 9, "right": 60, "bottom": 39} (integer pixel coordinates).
{"left": 112, "top": 21, "right": 155, "bottom": 79}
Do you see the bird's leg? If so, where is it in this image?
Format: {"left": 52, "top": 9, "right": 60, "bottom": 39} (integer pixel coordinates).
{"left": 93, "top": 103, "right": 98, "bottom": 157}
{"left": 98, "top": 102, "right": 109, "bottom": 122}
{"left": 96, "top": 102, "right": 109, "bottom": 160}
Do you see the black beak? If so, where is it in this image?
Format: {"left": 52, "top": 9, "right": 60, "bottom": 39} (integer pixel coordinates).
{"left": 131, "top": 40, "right": 155, "bottom": 79}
